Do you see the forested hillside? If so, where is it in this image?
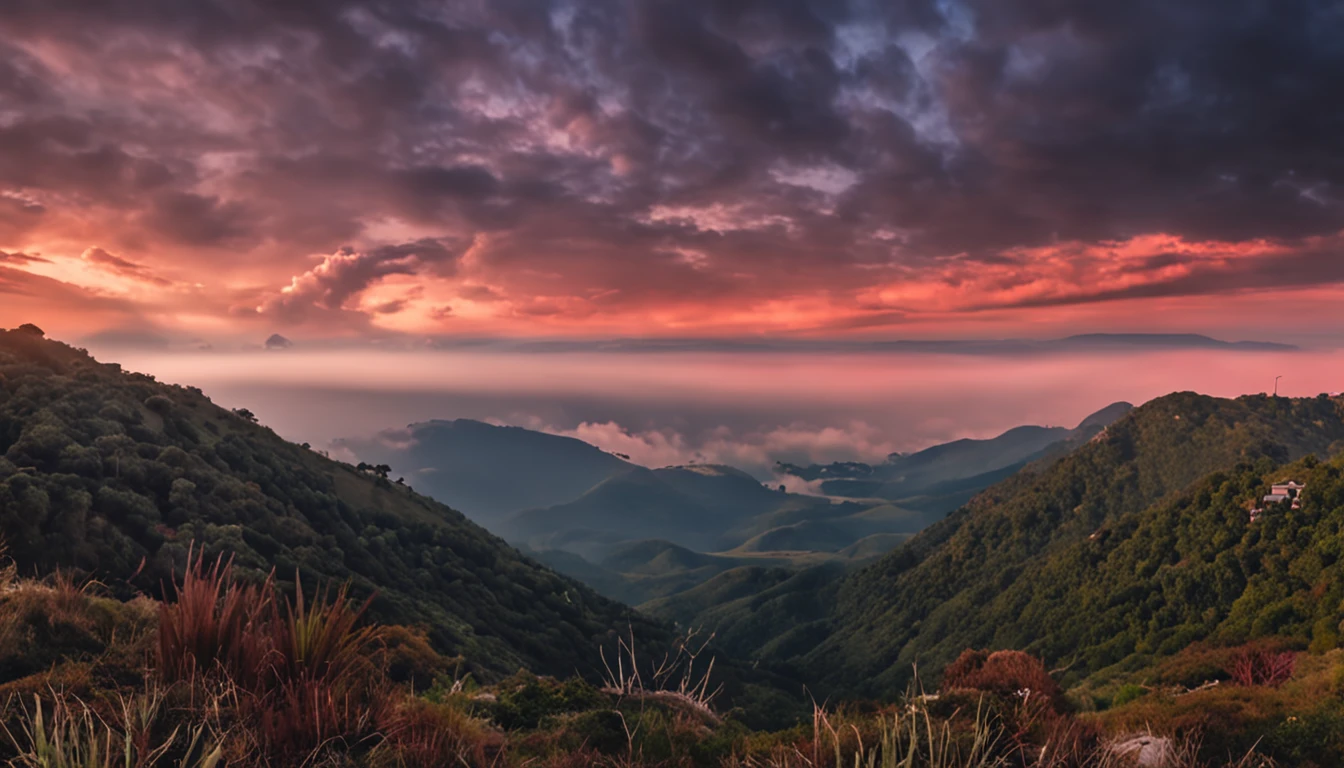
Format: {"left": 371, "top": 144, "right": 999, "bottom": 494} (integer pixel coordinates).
{"left": 971, "top": 451, "right": 1344, "bottom": 677}
{"left": 804, "top": 392, "right": 1344, "bottom": 695}
{"left": 0, "top": 328, "right": 664, "bottom": 680}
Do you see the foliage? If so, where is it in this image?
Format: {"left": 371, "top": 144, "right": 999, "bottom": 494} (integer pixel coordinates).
{"left": 0, "top": 560, "right": 1313, "bottom": 767}
{"left": 3, "top": 690, "right": 221, "bottom": 768}
{"left": 941, "top": 651, "right": 1062, "bottom": 711}
{"left": 155, "top": 550, "right": 272, "bottom": 687}
{"left": 1227, "top": 650, "right": 1297, "bottom": 688}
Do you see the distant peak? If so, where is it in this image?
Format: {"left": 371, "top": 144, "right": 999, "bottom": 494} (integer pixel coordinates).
{"left": 264, "top": 333, "right": 293, "bottom": 350}
{"left": 1057, "top": 333, "right": 1296, "bottom": 351}
{"left": 1075, "top": 401, "right": 1134, "bottom": 431}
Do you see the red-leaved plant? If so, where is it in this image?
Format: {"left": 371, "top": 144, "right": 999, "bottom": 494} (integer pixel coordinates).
{"left": 1227, "top": 648, "right": 1297, "bottom": 687}
{"left": 156, "top": 547, "right": 273, "bottom": 688}
{"left": 156, "top": 546, "right": 389, "bottom": 764}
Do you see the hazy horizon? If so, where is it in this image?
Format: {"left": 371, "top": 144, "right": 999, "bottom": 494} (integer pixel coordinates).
{"left": 92, "top": 340, "right": 1340, "bottom": 482}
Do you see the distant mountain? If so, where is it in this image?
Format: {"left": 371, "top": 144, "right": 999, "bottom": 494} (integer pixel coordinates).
{"left": 779, "top": 402, "right": 1133, "bottom": 501}
{"left": 1056, "top": 333, "right": 1297, "bottom": 351}
{"left": 426, "top": 333, "right": 1299, "bottom": 355}
{"left": 0, "top": 330, "right": 664, "bottom": 680}
{"left": 335, "top": 419, "right": 634, "bottom": 527}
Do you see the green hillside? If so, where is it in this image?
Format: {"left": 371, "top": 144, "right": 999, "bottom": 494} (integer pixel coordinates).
{"left": 645, "top": 562, "right": 848, "bottom": 660}
{"left": 0, "top": 328, "right": 664, "bottom": 680}
{"left": 730, "top": 519, "right": 856, "bottom": 554}
{"left": 978, "top": 452, "right": 1344, "bottom": 680}
{"left": 805, "top": 392, "right": 1344, "bottom": 695}
{"left": 507, "top": 464, "right": 836, "bottom": 556}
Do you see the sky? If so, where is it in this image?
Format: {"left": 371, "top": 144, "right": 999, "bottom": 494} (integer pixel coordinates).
{"left": 1, "top": 0, "right": 1343, "bottom": 345}
{"left": 4, "top": 1, "right": 1344, "bottom": 473}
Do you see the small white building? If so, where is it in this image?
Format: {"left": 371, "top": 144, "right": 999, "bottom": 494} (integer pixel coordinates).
{"left": 1265, "top": 481, "right": 1305, "bottom": 507}
{"left": 1252, "top": 480, "right": 1305, "bottom": 522}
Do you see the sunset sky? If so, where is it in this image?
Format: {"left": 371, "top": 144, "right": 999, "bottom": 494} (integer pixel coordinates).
{"left": 2, "top": 0, "right": 1343, "bottom": 346}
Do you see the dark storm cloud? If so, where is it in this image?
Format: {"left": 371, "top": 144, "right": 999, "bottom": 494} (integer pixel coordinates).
{"left": 1, "top": 0, "right": 1342, "bottom": 329}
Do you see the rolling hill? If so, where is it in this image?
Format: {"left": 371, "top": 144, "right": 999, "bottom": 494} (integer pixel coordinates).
{"left": 0, "top": 328, "right": 664, "bottom": 680}
{"left": 505, "top": 463, "right": 835, "bottom": 556}
{"left": 333, "top": 418, "right": 635, "bottom": 527}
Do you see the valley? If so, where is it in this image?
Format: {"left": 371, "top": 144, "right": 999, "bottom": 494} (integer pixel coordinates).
{"left": 6, "top": 330, "right": 1344, "bottom": 766}
{"left": 338, "top": 404, "right": 1134, "bottom": 611}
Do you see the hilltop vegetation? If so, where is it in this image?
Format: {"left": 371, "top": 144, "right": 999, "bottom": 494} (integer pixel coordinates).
{"left": 0, "top": 328, "right": 664, "bottom": 680}
{"left": 804, "top": 392, "right": 1344, "bottom": 695}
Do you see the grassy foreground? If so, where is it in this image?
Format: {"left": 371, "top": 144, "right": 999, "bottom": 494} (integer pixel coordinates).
{"left": 4, "top": 550, "right": 1334, "bottom": 768}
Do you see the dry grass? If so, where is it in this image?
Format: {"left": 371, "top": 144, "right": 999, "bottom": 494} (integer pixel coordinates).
{"left": 2, "top": 688, "right": 223, "bottom": 768}
{"left": 600, "top": 627, "right": 723, "bottom": 722}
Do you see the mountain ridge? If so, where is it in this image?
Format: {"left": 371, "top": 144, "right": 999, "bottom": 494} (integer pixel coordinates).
{"left": 0, "top": 329, "right": 665, "bottom": 681}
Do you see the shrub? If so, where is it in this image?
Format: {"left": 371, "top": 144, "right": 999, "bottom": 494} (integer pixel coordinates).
{"left": 1227, "top": 648, "right": 1298, "bottom": 687}
{"left": 941, "top": 649, "right": 1063, "bottom": 711}
{"left": 267, "top": 575, "right": 381, "bottom": 690}
{"left": 252, "top": 676, "right": 387, "bottom": 765}
{"left": 1110, "top": 683, "right": 1146, "bottom": 708}
{"left": 370, "top": 698, "right": 501, "bottom": 768}
{"left": 492, "top": 674, "right": 608, "bottom": 730}
{"left": 144, "top": 395, "right": 173, "bottom": 415}
{"left": 154, "top": 549, "right": 391, "bottom": 766}
{"left": 376, "top": 624, "right": 461, "bottom": 691}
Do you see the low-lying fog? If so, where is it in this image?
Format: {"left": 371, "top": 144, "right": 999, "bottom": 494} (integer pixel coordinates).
{"left": 99, "top": 345, "right": 1341, "bottom": 478}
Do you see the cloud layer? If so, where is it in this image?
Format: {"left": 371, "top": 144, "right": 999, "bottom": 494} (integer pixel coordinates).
{"left": 1, "top": 0, "right": 1342, "bottom": 340}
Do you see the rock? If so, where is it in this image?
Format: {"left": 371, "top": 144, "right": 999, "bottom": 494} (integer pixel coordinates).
{"left": 1110, "top": 735, "right": 1173, "bottom": 767}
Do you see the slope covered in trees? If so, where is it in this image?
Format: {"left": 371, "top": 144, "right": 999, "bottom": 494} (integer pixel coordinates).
{"left": 0, "top": 329, "right": 663, "bottom": 680}
{"left": 802, "top": 392, "right": 1344, "bottom": 695}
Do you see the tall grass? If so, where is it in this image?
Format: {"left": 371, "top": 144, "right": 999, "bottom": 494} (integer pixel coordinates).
{"left": 268, "top": 575, "right": 380, "bottom": 690}
{"left": 155, "top": 549, "right": 272, "bottom": 688}
{"left": 153, "top": 549, "right": 389, "bottom": 765}
{"left": 727, "top": 698, "right": 1009, "bottom": 768}
{"left": 599, "top": 626, "right": 723, "bottom": 717}
{"left": 2, "top": 690, "right": 222, "bottom": 768}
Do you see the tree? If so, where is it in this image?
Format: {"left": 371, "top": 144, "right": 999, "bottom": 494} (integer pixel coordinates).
{"left": 232, "top": 408, "right": 259, "bottom": 423}
{"left": 15, "top": 323, "right": 44, "bottom": 337}
{"left": 144, "top": 395, "right": 173, "bottom": 415}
